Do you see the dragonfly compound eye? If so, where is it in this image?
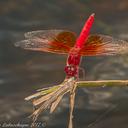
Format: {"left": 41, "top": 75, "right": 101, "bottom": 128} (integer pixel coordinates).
{"left": 64, "top": 65, "right": 77, "bottom": 77}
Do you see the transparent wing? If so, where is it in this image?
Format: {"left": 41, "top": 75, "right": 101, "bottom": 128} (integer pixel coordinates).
{"left": 15, "top": 30, "right": 77, "bottom": 54}
{"left": 80, "top": 34, "right": 128, "bottom": 56}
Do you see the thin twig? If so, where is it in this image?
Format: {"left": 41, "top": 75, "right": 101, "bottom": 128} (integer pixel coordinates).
{"left": 77, "top": 80, "right": 128, "bottom": 87}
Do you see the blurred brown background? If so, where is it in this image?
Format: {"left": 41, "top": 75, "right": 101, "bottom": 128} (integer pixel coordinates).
{"left": 0, "top": 0, "right": 128, "bottom": 128}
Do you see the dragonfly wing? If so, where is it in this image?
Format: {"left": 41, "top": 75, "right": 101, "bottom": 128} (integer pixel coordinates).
{"left": 25, "top": 30, "right": 63, "bottom": 39}
{"left": 80, "top": 34, "right": 128, "bottom": 56}
{"left": 15, "top": 30, "right": 77, "bottom": 54}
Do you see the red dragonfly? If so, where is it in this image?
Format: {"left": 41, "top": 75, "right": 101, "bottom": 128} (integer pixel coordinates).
{"left": 15, "top": 14, "right": 128, "bottom": 128}
{"left": 15, "top": 14, "right": 128, "bottom": 79}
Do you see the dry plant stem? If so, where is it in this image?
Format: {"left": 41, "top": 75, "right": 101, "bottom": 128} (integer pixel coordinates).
{"left": 68, "top": 83, "right": 77, "bottom": 128}
{"left": 25, "top": 79, "right": 128, "bottom": 127}
{"left": 25, "top": 77, "right": 77, "bottom": 123}
{"left": 77, "top": 80, "right": 128, "bottom": 87}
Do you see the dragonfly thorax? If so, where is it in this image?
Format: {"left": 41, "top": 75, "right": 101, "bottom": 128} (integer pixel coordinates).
{"left": 67, "top": 52, "right": 81, "bottom": 66}
{"left": 64, "top": 50, "right": 81, "bottom": 78}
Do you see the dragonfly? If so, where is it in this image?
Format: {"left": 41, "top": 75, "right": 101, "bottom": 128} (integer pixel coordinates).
{"left": 15, "top": 13, "right": 128, "bottom": 128}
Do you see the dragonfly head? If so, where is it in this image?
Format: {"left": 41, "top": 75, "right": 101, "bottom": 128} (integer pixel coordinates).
{"left": 64, "top": 65, "right": 78, "bottom": 78}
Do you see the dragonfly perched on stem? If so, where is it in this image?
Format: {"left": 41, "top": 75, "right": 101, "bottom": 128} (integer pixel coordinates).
{"left": 15, "top": 13, "right": 128, "bottom": 128}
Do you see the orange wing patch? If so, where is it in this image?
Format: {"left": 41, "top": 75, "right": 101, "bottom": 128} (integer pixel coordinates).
{"left": 80, "top": 34, "right": 128, "bottom": 56}
{"left": 15, "top": 30, "right": 77, "bottom": 54}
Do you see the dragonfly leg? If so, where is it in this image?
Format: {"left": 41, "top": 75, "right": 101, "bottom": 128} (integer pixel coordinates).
{"left": 78, "top": 67, "right": 85, "bottom": 80}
